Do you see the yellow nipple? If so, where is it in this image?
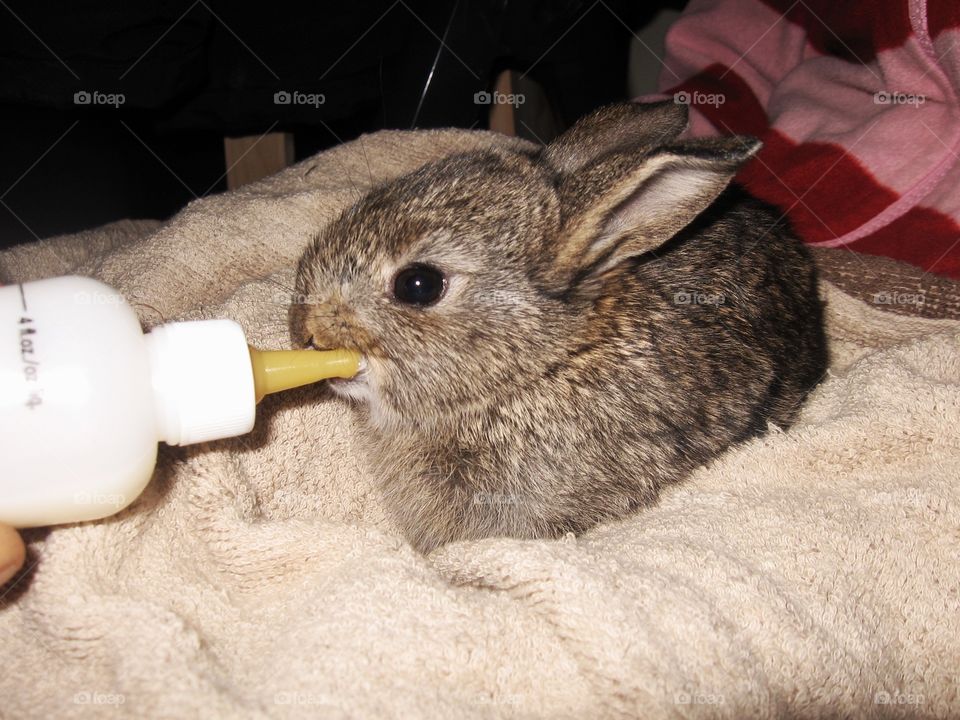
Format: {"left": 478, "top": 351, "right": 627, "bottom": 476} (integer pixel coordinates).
{"left": 248, "top": 346, "right": 361, "bottom": 403}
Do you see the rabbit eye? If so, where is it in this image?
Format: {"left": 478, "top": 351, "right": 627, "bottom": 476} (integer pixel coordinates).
{"left": 392, "top": 263, "right": 446, "bottom": 306}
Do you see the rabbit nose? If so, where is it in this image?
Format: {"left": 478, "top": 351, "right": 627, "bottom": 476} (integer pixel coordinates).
{"left": 302, "top": 300, "right": 373, "bottom": 353}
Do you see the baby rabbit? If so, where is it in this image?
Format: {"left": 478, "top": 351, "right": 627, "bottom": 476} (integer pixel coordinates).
{"left": 290, "top": 101, "right": 828, "bottom": 553}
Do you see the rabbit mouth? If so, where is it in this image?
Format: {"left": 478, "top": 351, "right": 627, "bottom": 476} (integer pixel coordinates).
{"left": 326, "top": 358, "right": 371, "bottom": 403}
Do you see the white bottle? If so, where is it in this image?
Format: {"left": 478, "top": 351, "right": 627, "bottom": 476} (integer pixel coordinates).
{"left": 0, "top": 275, "right": 359, "bottom": 528}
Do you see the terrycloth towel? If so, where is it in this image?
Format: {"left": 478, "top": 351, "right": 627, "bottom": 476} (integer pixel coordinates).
{"left": 1, "top": 127, "right": 959, "bottom": 719}
{"left": 658, "top": 0, "right": 960, "bottom": 279}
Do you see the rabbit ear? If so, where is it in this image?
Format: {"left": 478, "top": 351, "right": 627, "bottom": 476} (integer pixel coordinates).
{"left": 542, "top": 101, "right": 689, "bottom": 174}
{"left": 541, "top": 136, "right": 762, "bottom": 294}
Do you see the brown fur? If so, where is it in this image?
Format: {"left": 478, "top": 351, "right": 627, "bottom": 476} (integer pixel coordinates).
{"left": 290, "top": 102, "right": 828, "bottom": 553}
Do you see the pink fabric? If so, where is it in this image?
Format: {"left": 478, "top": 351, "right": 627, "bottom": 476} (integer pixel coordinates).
{"left": 653, "top": 0, "right": 960, "bottom": 278}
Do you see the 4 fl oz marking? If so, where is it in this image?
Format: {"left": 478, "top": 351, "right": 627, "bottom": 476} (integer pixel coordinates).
{"left": 17, "top": 284, "right": 43, "bottom": 409}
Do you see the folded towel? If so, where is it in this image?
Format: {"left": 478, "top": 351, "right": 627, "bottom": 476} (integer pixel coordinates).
{"left": 1, "top": 127, "right": 958, "bottom": 719}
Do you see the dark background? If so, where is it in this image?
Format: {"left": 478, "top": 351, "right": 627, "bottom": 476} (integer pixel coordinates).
{"left": 0, "top": 0, "right": 686, "bottom": 248}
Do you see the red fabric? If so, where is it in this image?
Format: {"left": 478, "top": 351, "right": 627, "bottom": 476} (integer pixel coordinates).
{"left": 927, "top": 2, "right": 960, "bottom": 38}
{"left": 758, "top": 0, "right": 913, "bottom": 61}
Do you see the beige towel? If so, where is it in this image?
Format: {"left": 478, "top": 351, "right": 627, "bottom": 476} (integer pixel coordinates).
{"left": 1, "top": 128, "right": 958, "bottom": 719}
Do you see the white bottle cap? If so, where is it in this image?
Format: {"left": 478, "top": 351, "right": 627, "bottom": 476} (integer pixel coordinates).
{"left": 145, "top": 319, "right": 256, "bottom": 446}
